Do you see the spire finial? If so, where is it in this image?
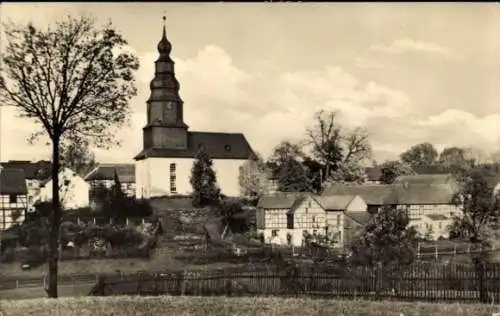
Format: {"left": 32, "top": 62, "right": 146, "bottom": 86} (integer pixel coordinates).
{"left": 162, "top": 13, "right": 166, "bottom": 37}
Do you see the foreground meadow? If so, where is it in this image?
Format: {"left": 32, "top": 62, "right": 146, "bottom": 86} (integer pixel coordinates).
{"left": 1, "top": 295, "right": 499, "bottom": 316}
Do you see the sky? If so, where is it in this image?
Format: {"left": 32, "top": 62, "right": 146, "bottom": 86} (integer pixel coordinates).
{"left": 1, "top": 3, "right": 499, "bottom": 164}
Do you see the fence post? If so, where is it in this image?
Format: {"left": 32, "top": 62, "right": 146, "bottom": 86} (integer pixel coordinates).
{"left": 226, "top": 278, "right": 232, "bottom": 297}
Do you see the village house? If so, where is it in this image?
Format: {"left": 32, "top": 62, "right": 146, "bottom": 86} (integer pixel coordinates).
{"left": 314, "top": 194, "right": 369, "bottom": 247}
{"left": 256, "top": 192, "right": 372, "bottom": 248}
{"left": 388, "top": 174, "right": 461, "bottom": 240}
{"left": 321, "top": 184, "right": 392, "bottom": 214}
{"left": 134, "top": 18, "right": 255, "bottom": 198}
{"left": 0, "top": 167, "right": 28, "bottom": 230}
{"left": 85, "top": 164, "right": 136, "bottom": 203}
{"left": 0, "top": 160, "right": 51, "bottom": 207}
{"left": 31, "top": 167, "right": 90, "bottom": 211}
{"left": 256, "top": 193, "right": 326, "bottom": 247}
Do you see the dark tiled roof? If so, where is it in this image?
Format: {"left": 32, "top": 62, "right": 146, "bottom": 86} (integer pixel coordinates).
{"left": 315, "top": 195, "right": 357, "bottom": 211}
{"left": 364, "top": 167, "right": 381, "bottom": 181}
{"left": 425, "top": 214, "right": 449, "bottom": 221}
{"left": 0, "top": 160, "right": 51, "bottom": 180}
{"left": 85, "top": 164, "right": 135, "bottom": 183}
{"left": 134, "top": 131, "right": 255, "bottom": 160}
{"left": 321, "top": 184, "right": 392, "bottom": 206}
{"left": 257, "top": 192, "right": 307, "bottom": 209}
{"left": 0, "top": 168, "right": 28, "bottom": 194}
{"left": 386, "top": 184, "right": 455, "bottom": 205}
{"left": 394, "top": 174, "right": 455, "bottom": 186}
{"left": 345, "top": 211, "right": 372, "bottom": 225}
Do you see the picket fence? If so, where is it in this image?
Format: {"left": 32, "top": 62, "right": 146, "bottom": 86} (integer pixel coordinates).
{"left": 89, "top": 262, "right": 500, "bottom": 303}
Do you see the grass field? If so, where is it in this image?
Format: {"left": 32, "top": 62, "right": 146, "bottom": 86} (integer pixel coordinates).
{"left": 1, "top": 296, "right": 499, "bottom": 316}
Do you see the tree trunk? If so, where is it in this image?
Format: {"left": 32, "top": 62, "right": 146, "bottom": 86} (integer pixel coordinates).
{"left": 47, "top": 136, "right": 62, "bottom": 298}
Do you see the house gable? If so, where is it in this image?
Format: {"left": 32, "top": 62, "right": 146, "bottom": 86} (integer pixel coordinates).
{"left": 292, "top": 195, "right": 326, "bottom": 230}
{"left": 345, "top": 195, "right": 367, "bottom": 212}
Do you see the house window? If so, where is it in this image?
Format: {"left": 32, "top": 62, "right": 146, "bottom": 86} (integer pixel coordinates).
{"left": 9, "top": 195, "right": 17, "bottom": 203}
{"left": 272, "top": 230, "right": 278, "bottom": 237}
{"left": 169, "top": 163, "right": 177, "bottom": 193}
{"left": 312, "top": 216, "right": 316, "bottom": 223}
{"left": 337, "top": 214, "right": 341, "bottom": 226}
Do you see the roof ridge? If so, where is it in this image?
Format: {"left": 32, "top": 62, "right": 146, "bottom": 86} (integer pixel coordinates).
{"left": 189, "top": 131, "right": 245, "bottom": 136}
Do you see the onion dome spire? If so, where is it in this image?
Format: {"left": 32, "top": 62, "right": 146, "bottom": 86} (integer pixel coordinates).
{"left": 157, "top": 15, "right": 172, "bottom": 57}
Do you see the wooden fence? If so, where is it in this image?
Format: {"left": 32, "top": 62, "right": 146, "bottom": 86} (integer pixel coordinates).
{"left": 89, "top": 262, "right": 500, "bottom": 303}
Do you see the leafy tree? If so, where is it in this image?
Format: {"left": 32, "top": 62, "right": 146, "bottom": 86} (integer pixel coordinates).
{"left": 268, "top": 141, "right": 304, "bottom": 165}
{"left": 305, "top": 110, "right": 371, "bottom": 183}
{"left": 449, "top": 168, "right": 500, "bottom": 244}
{"left": 268, "top": 141, "right": 311, "bottom": 192}
{"left": 349, "top": 205, "right": 418, "bottom": 269}
{"left": 301, "top": 156, "right": 325, "bottom": 193}
{"left": 238, "top": 153, "right": 269, "bottom": 199}
{"left": 60, "top": 139, "right": 97, "bottom": 177}
{"left": 190, "top": 147, "right": 221, "bottom": 208}
{"left": 329, "top": 160, "right": 366, "bottom": 184}
{"left": 379, "top": 160, "right": 416, "bottom": 184}
{"left": 0, "top": 16, "right": 139, "bottom": 297}
{"left": 400, "top": 142, "right": 438, "bottom": 169}
{"left": 277, "top": 157, "right": 310, "bottom": 192}
{"left": 438, "top": 146, "right": 475, "bottom": 174}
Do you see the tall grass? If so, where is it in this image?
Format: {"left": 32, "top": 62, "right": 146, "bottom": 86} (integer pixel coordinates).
{"left": 1, "top": 296, "right": 499, "bottom": 316}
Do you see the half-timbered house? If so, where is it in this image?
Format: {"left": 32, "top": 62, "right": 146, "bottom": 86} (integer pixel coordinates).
{"left": 0, "top": 168, "right": 28, "bottom": 230}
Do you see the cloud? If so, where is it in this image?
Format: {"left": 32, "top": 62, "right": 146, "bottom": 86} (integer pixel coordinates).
{"left": 369, "top": 39, "right": 463, "bottom": 60}
{"left": 354, "top": 57, "right": 392, "bottom": 69}
{"left": 1, "top": 44, "right": 496, "bottom": 165}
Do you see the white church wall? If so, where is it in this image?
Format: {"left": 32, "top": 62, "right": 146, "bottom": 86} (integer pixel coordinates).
{"left": 135, "top": 157, "right": 246, "bottom": 199}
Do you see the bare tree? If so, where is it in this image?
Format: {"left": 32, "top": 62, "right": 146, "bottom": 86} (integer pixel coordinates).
{"left": 0, "top": 16, "right": 139, "bottom": 297}
{"left": 306, "top": 110, "right": 372, "bottom": 183}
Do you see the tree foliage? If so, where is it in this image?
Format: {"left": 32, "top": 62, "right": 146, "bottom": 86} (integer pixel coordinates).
{"left": 349, "top": 205, "right": 418, "bottom": 269}
{"left": 238, "top": 154, "right": 269, "bottom": 199}
{"left": 305, "top": 110, "right": 372, "bottom": 183}
{"left": 60, "top": 140, "right": 97, "bottom": 177}
{"left": 190, "top": 147, "right": 221, "bottom": 208}
{"left": 449, "top": 168, "right": 500, "bottom": 244}
{"left": 379, "top": 160, "right": 416, "bottom": 184}
{"left": 0, "top": 15, "right": 139, "bottom": 298}
{"left": 268, "top": 141, "right": 311, "bottom": 193}
{"left": 277, "top": 157, "right": 310, "bottom": 192}
{"left": 439, "top": 146, "right": 475, "bottom": 174}
{"left": 400, "top": 142, "right": 438, "bottom": 169}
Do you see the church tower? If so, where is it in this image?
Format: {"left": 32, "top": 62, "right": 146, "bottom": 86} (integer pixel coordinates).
{"left": 142, "top": 16, "right": 189, "bottom": 150}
